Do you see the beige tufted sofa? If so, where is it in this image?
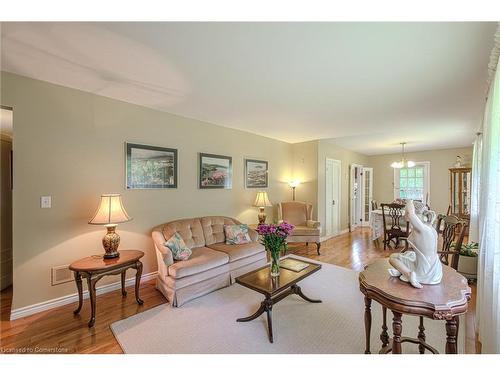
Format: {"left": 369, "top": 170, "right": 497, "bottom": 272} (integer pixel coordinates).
{"left": 152, "top": 216, "right": 266, "bottom": 307}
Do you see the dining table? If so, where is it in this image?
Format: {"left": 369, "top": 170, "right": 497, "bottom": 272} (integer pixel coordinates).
{"left": 369, "top": 209, "right": 407, "bottom": 241}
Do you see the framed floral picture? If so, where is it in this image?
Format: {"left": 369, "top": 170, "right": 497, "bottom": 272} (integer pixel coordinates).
{"left": 199, "top": 153, "right": 232, "bottom": 189}
{"left": 126, "top": 143, "right": 178, "bottom": 189}
{"left": 245, "top": 159, "right": 268, "bottom": 188}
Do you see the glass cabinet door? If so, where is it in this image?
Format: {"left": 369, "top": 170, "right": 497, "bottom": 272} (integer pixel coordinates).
{"left": 449, "top": 168, "right": 471, "bottom": 218}
{"left": 462, "top": 171, "right": 471, "bottom": 216}
{"left": 453, "top": 172, "right": 460, "bottom": 213}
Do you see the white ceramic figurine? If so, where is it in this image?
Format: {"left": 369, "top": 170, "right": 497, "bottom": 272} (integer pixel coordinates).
{"left": 388, "top": 200, "right": 442, "bottom": 288}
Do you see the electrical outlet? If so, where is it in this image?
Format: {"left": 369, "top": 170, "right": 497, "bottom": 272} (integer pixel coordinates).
{"left": 41, "top": 196, "right": 52, "bottom": 208}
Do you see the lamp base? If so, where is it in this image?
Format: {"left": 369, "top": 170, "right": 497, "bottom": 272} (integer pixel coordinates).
{"left": 258, "top": 208, "right": 267, "bottom": 224}
{"left": 102, "top": 225, "right": 120, "bottom": 259}
{"left": 103, "top": 251, "right": 120, "bottom": 259}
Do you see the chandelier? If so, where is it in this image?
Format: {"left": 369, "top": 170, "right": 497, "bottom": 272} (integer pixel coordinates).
{"left": 391, "top": 142, "right": 415, "bottom": 169}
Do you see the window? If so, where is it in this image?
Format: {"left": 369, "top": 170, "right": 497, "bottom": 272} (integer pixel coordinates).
{"left": 394, "top": 162, "right": 430, "bottom": 204}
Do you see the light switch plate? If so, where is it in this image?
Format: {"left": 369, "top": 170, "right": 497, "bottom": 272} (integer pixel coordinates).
{"left": 41, "top": 196, "right": 52, "bottom": 208}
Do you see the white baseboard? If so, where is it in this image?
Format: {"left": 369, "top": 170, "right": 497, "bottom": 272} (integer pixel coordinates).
{"left": 10, "top": 271, "right": 158, "bottom": 321}
{"left": 320, "top": 228, "right": 349, "bottom": 242}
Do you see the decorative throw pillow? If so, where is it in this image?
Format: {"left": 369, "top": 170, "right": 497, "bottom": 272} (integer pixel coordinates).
{"left": 165, "top": 232, "right": 192, "bottom": 261}
{"left": 224, "top": 224, "right": 252, "bottom": 245}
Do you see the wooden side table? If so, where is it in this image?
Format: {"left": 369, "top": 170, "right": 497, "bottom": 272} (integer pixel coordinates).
{"left": 359, "top": 259, "right": 471, "bottom": 354}
{"left": 69, "top": 250, "right": 144, "bottom": 327}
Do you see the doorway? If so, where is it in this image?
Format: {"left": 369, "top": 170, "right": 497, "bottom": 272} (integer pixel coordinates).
{"left": 362, "top": 167, "right": 373, "bottom": 225}
{"left": 1, "top": 106, "right": 13, "bottom": 291}
{"left": 349, "top": 164, "right": 362, "bottom": 230}
{"left": 325, "top": 158, "right": 341, "bottom": 237}
{"left": 349, "top": 164, "right": 374, "bottom": 231}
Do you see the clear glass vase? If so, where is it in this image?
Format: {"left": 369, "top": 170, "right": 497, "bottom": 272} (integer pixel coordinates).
{"left": 270, "top": 251, "right": 280, "bottom": 277}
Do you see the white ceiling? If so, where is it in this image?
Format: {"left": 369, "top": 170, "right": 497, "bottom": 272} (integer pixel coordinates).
{"left": 1, "top": 22, "right": 496, "bottom": 154}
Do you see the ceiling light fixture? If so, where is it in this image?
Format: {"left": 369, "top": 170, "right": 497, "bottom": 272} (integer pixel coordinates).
{"left": 391, "top": 142, "right": 415, "bottom": 169}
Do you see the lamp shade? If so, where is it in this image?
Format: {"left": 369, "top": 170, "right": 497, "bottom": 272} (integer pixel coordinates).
{"left": 288, "top": 180, "right": 300, "bottom": 188}
{"left": 88, "top": 194, "right": 132, "bottom": 225}
{"left": 253, "top": 191, "right": 272, "bottom": 208}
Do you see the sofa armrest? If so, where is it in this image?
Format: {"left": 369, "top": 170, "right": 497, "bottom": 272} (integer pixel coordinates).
{"left": 247, "top": 227, "right": 259, "bottom": 242}
{"left": 306, "top": 220, "right": 321, "bottom": 229}
{"left": 152, "top": 231, "right": 174, "bottom": 267}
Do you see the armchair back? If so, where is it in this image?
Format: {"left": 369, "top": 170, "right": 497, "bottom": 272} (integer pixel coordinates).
{"left": 278, "top": 201, "right": 313, "bottom": 226}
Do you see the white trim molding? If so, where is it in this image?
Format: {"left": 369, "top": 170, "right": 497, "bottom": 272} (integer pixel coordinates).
{"left": 10, "top": 271, "right": 157, "bottom": 321}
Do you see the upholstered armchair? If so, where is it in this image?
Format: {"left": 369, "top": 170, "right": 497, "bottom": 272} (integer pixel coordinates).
{"left": 277, "top": 201, "right": 322, "bottom": 255}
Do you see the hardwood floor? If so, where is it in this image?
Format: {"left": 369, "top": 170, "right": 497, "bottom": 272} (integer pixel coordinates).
{"left": 0, "top": 228, "right": 478, "bottom": 354}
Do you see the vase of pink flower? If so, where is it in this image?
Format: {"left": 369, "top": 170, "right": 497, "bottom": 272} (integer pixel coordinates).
{"left": 256, "top": 222, "right": 295, "bottom": 277}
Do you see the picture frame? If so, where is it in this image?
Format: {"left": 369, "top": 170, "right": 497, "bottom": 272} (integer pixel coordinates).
{"left": 245, "top": 159, "right": 268, "bottom": 188}
{"left": 199, "top": 153, "right": 232, "bottom": 189}
{"left": 126, "top": 142, "right": 178, "bottom": 189}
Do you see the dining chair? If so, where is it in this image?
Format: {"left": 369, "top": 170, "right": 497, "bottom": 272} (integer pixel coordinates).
{"left": 436, "top": 215, "right": 468, "bottom": 270}
{"left": 380, "top": 203, "right": 409, "bottom": 250}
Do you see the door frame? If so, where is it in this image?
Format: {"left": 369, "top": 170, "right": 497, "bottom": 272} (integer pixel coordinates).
{"left": 349, "top": 163, "right": 364, "bottom": 231}
{"left": 361, "top": 167, "right": 373, "bottom": 226}
{"left": 325, "top": 158, "right": 341, "bottom": 237}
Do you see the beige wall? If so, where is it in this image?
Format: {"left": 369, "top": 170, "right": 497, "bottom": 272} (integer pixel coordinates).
{"left": 368, "top": 147, "right": 473, "bottom": 215}
{"left": 317, "top": 141, "right": 369, "bottom": 234}
{"left": 290, "top": 141, "right": 318, "bottom": 217}
{"left": 289, "top": 140, "right": 370, "bottom": 233}
{"left": 1, "top": 72, "right": 293, "bottom": 311}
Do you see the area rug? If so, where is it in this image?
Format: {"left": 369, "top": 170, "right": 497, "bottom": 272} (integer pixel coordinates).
{"left": 111, "top": 256, "right": 465, "bottom": 354}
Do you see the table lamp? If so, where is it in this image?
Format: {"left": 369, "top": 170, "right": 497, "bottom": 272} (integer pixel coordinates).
{"left": 254, "top": 191, "right": 272, "bottom": 224}
{"left": 288, "top": 180, "right": 300, "bottom": 201}
{"left": 88, "top": 194, "right": 132, "bottom": 259}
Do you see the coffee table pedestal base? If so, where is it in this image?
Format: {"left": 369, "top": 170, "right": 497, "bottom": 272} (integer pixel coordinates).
{"left": 236, "top": 284, "right": 321, "bottom": 343}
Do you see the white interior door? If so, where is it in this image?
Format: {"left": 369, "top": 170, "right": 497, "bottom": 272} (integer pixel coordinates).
{"left": 325, "top": 159, "right": 341, "bottom": 237}
{"left": 362, "top": 167, "right": 373, "bottom": 225}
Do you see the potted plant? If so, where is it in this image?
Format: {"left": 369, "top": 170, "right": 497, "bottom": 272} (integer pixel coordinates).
{"left": 256, "top": 222, "right": 294, "bottom": 276}
{"left": 451, "top": 242, "right": 479, "bottom": 280}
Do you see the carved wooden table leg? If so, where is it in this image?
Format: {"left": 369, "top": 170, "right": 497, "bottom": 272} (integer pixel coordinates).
{"left": 380, "top": 306, "right": 389, "bottom": 348}
{"left": 392, "top": 311, "right": 403, "bottom": 354}
{"left": 237, "top": 301, "right": 267, "bottom": 322}
{"left": 73, "top": 271, "right": 83, "bottom": 315}
{"left": 265, "top": 298, "right": 274, "bottom": 343}
{"left": 134, "top": 261, "right": 144, "bottom": 305}
{"left": 364, "top": 296, "right": 372, "bottom": 354}
{"left": 121, "top": 270, "right": 127, "bottom": 297}
{"left": 418, "top": 316, "right": 426, "bottom": 354}
{"left": 292, "top": 284, "right": 322, "bottom": 303}
{"left": 87, "top": 276, "right": 98, "bottom": 328}
{"left": 445, "top": 316, "right": 459, "bottom": 354}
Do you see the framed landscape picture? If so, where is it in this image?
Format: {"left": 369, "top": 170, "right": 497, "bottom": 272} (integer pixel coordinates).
{"left": 245, "top": 159, "right": 268, "bottom": 188}
{"left": 199, "top": 153, "right": 232, "bottom": 189}
{"left": 126, "top": 143, "right": 178, "bottom": 189}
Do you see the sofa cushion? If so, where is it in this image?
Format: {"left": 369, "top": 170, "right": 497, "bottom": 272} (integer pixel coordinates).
{"left": 291, "top": 225, "right": 321, "bottom": 236}
{"left": 168, "top": 246, "right": 229, "bottom": 279}
{"left": 201, "top": 216, "right": 241, "bottom": 245}
{"left": 224, "top": 224, "right": 252, "bottom": 244}
{"left": 165, "top": 232, "right": 192, "bottom": 261}
{"left": 162, "top": 218, "right": 205, "bottom": 249}
{"left": 207, "top": 241, "right": 265, "bottom": 262}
